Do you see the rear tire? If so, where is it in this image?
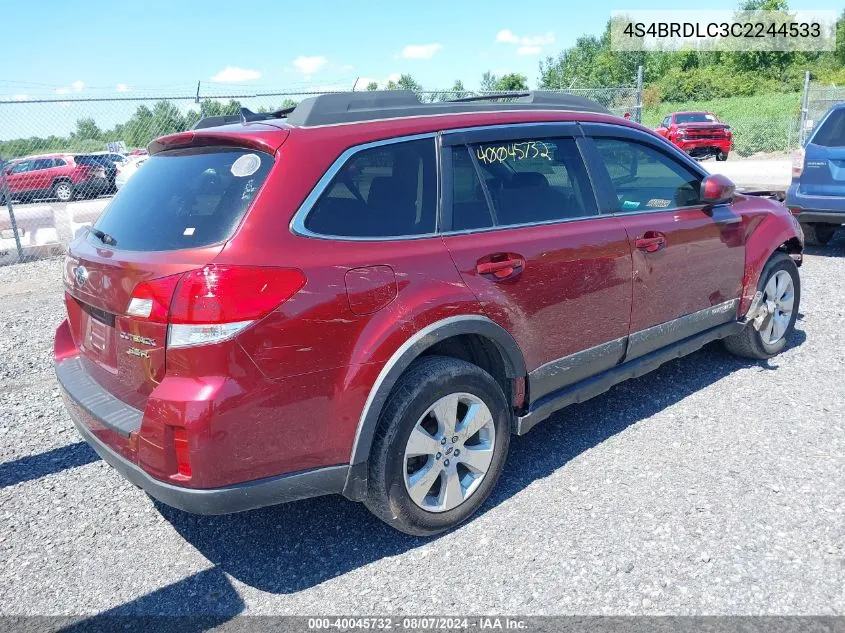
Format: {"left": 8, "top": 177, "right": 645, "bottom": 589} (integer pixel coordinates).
{"left": 716, "top": 151, "right": 728, "bottom": 161}
{"left": 53, "top": 181, "right": 74, "bottom": 203}
{"left": 723, "top": 252, "right": 800, "bottom": 360}
{"left": 364, "top": 355, "right": 511, "bottom": 536}
{"left": 802, "top": 223, "right": 836, "bottom": 247}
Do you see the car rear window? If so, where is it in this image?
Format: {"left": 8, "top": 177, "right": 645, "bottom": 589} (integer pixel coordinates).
{"left": 812, "top": 109, "right": 845, "bottom": 147}
{"left": 674, "top": 113, "right": 717, "bottom": 124}
{"left": 91, "top": 147, "right": 273, "bottom": 251}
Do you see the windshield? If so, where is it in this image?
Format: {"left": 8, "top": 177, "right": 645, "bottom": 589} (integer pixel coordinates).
{"left": 675, "top": 113, "right": 719, "bottom": 124}
{"left": 91, "top": 146, "right": 273, "bottom": 251}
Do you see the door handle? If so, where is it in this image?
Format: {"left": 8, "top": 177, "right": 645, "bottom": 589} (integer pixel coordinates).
{"left": 476, "top": 256, "right": 525, "bottom": 279}
{"left": 635, "top": 232, "right": 666, "bottom": 253}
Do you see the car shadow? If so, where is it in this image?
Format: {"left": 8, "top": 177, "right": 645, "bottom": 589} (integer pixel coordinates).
{"left": 160, "top": 330, "right": 805, "bottom": 596}
{"left": 0, "top": 442, "right": 98, "bottom": 489}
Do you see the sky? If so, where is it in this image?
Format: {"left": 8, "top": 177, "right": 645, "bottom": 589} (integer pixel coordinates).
{"left": 0, "top": 0, "right": 841, "bottom": 138}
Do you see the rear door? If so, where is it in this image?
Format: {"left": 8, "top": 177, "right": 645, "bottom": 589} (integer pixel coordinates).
{"left": 30, "top": 158, "right": 54, "bottom": 193}
{"left": 64, "top": 145, "right": 276, "bottom": 409}
{"left": 440, "top": 124, "right": 633, "bottom": 400}
{"left": 801, "top": 107, "right": 845, "bottom": 197}
{"left": 581, "top": 124, "right": 745, "bottom": 360}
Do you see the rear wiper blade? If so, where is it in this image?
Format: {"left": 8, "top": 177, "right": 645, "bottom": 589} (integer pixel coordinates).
{"left": 89, "top": 227, "right": 117, "bottom": 246}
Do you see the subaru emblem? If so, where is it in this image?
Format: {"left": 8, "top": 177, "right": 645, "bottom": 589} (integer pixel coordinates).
{"left": 73, "top": 265, "right": 89, "bottom": 287}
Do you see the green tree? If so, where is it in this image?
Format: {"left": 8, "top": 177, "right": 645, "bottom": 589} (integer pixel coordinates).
{"left": 480, "top": 71, "right": 498, "bottom": 92}
{"left": 450, "top": 79, "right": 468, "bottom": 99}
{"left": 494, "top": 73, "right": 529, "bottom": 91}
{"left": 365, "top": 81, "right": 378, "bottom": 91}
{"left": 72, "top": 118, "right": 102, "bottom": 141}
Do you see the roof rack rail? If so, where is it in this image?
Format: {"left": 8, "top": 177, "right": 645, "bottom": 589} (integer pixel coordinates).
{"left": 191, "top": 90, "right": 612, "bottom": 130}
{"left": 446, "top": 92, "right": 531, "bottom": 103}
{"left": 286, "top": 90, "right": 611, "bottom": 127}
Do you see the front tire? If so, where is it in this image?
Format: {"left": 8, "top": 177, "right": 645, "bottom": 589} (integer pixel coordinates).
{"left": 723, "top": 252, "right": 800, "bottom": 360}
{"left": 716, "top": 151, "right": 728, "bottom": 161}
{"left": 364, "top": 355, "right": 511, "bottom": 536}
{"left": 802, "top": 223, "right": 836, "bottom": 247}
{"left": 53, "top": 181, "right": 74, "bottom": 203}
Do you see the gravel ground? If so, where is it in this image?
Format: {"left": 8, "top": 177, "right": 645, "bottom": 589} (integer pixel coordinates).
{"left": 0, "top": 235, "right": 843, "bottom": 618}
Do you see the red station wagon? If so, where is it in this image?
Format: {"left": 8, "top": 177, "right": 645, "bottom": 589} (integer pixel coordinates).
{"left": 55, "top": 92, "right": 804, "bottom": 535}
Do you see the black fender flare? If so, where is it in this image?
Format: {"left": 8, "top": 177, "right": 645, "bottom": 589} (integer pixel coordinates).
{"left": 342, "top": 315, "right": 526, "bottom": 500}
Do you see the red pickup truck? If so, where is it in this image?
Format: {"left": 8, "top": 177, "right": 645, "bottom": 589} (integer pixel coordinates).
{"left": 655, "top": 112, "right": 732, "bottom": 161}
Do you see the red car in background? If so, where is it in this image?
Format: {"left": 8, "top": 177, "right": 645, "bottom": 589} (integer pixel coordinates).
{"left": 1, "top": 153, "right": 112, "bottom": 203}
{"left": 655, "top": 112, "right": 732, "bottom": 161}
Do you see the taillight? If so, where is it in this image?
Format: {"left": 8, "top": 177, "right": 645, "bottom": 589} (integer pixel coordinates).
{"left": 791, "top": 148, "right": 805, "bottom": 178}
{"left": 172, "top": 428, "right": 191, "bottom": 478}
{"left": 127, "top": 265, "right": 306, "bottom": 347}
{"left": 127, "top": 274, "right": 181, "bottom": 322}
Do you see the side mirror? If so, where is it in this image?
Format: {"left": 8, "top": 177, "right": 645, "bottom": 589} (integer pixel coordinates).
{"left": 700, "top": 173, "right": 735, "bottom": 205}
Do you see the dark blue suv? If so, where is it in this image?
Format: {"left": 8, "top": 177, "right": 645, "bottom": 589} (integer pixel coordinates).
{"left": 787, "top": 103, "right": 845, "bottom": 246}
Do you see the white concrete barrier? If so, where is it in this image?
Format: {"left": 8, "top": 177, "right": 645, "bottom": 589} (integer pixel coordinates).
{"left": 0, "top": 197, "right": 109, "bottom": 265}
{"left": 704, "top": 159, "right": 792, "bottom": 193}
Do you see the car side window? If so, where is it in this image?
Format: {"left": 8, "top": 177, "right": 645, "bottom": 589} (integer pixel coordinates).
{"left": 662, "top": 116, "right": 671, "bottom": 128}
{"left": 32, "top": 159, "right": 52, "bottom": 170}
{"left": 450, "top": 147, "right": 495, "bottom": 231}
{"left": 10, "top": 161, "right": 31, "bottom": 174}
{"left": 54, "top": 158, "right": 66, "bottom": 167}
{"left": 304, "top": 138, "right": 437, "bottom": 238}
{"left": 592, "top": 138, "right": 702, "bottom": 211}
{"left": 463, "top": 137, "right": 597, "bottom": 227}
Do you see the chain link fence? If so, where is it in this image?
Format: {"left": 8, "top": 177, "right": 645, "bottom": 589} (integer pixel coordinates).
{"left": 0, "top": 85, "right": 641, "bottom": 266}
{"left": 802, "top": 81, "right": 845, "bottom": 143}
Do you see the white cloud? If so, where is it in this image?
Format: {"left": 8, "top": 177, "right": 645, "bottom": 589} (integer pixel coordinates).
{"left": 115, "top": 83, "right": 129, "bottom": 93}
{"left": 211, "top": 67, "right": 261, "bottom": 83}
{"left": 495, "top": 29, "right": 519, "bottom": 44}
{"left": 496, "top": 29, "right": 555, "bottom": 54}
{"left": 54, "top": 80, "right": 85, "bottom": 95}
{"left": 12, "top": 94, "right": 28, "bottom": 101}
{"left": 400, "top": 43, "right": 443, "bottom": 59}
{"left": 292, "top": 55, "right": 328, "bottom": 77}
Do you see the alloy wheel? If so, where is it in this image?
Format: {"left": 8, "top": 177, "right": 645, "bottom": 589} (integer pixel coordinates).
{"left": 761, "top": 270, "right": 795, "bottom": 345}
{"left": 403, "top": 392, "right": 496, "bottom": 513}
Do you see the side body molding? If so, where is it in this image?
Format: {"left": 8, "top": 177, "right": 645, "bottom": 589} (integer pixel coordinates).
{"left": 342, "top": 315, "right": 526, "bottom": 500}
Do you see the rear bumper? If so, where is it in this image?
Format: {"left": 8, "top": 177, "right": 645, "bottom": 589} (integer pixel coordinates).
{"left": 675, "top": 138, "right": 731, "bottom": 153}
{"left": 786, "top": 185, "right": 845, "bottom": 222}
{"left": 56, "top": 355, "right": 348, "bottom": 514}
{"left": 69, "top": 406, "right": 347, "bottom": 514}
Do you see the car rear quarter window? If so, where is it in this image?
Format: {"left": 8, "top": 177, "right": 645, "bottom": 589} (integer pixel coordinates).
{"left": 303, "top": 138, "right": 437, "bottom": 238}
{"left": 592, "top": 138, "right": 702, "bottom": 211}
{"left": 91, "top": 147, "right": 273, "bottom": 251}
{"left": 812, "top": 109, "right": 845, "bottom": 147}
{"left": 460, "top": 137, "right": 597, "bottom": 227}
